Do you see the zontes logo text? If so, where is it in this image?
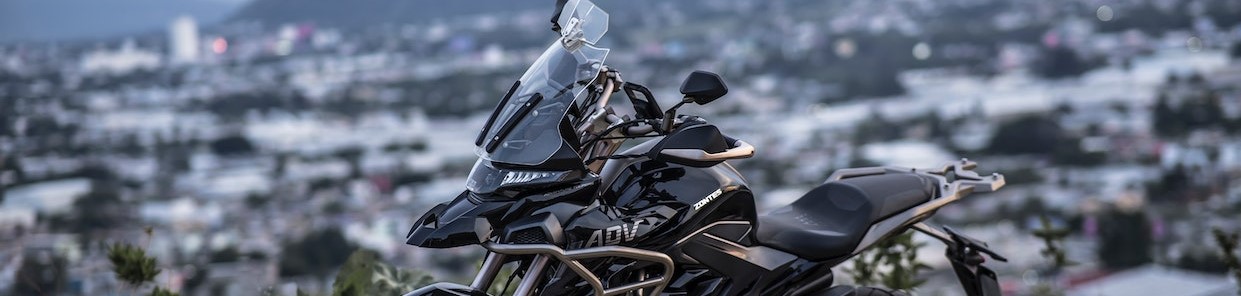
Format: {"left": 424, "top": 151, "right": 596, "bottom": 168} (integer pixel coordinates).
{"left": 585, "top": 220, "right": 645, "bottom": 247}
{"left": 693, "top": 189, "right": 724, "bottom": 211}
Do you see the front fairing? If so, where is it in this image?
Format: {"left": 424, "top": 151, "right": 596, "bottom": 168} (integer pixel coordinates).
{"left": 406, "top": 178, "right": 599, "bottom": 248}
{"left": 405, "top": 192, "right": 508, "bottom": 248}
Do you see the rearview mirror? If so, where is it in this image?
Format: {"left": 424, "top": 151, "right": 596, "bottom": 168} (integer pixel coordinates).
{"left": 679, "top": 71, "right": 728, "bottom": 105}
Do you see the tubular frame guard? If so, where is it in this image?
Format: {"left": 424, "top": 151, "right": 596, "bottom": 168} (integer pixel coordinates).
{"left": 484, "top": 242, "right": 675, "bottom": 296}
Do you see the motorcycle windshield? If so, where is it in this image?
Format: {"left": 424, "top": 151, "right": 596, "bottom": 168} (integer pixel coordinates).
{"left": 476, "top": 0, "right": 609, "bottom": 166}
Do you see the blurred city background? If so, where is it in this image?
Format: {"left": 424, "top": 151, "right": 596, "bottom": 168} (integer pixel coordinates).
{"left": 2, "top": 0, "right": 1240, "bottom": 295}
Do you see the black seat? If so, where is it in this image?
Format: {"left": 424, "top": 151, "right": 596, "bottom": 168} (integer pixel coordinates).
{"left": 755, "top": 174, "right": 937, "bottom": 261}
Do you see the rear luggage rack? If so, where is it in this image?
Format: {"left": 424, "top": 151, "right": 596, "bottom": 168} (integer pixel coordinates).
{"left": 828, "top": 159, "right": 1006, "bottom": 254}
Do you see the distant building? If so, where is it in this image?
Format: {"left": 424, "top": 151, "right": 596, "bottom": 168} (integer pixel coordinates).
{"left": 169, "top": 16, "right": 200, "bottom": 64}
{"left": 1, "top": 178, "right": 91, "bottom": 214}
{"left": 79, "top": 40, "right": 161, "bottom": 73}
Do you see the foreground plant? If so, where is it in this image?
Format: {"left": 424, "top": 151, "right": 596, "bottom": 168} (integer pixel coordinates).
{"left": 1212, "top": 227, "right": 1241, "bottom": 296}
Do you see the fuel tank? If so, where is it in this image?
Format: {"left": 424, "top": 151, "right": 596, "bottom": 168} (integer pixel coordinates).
{"left": 561, "top": 135, "right": 757, "bottom": 251}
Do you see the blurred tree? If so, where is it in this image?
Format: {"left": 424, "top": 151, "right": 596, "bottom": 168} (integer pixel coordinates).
{"left": 1153, "top": 94, "right": 1183, "bottom": 138}
{"left": 1097, "top": 209, "right": 1152, "bottom": 270}
{"left": 1034, "top": 46, "right": 1092, "bottom": 79}
{"left": 210, "top": 134, "right": 256, "bottom": 156}
{"left": 119, "top": 133, "right": 147, "bottom": 157}
{"left": 210, "top": 246, "right": 241, "bottom": 263}
{"left": 181, "top": 264, "right": 210, "bottom": 293}
{"left": 333, "top": 146, "right": 364, "bottom": 178}
{"left": 149, "top": 287, "right": 180, "bottom": 296}
{"left": 852, "top": 109, "right": 902, "bottom": 144}
{"left": 331, "top": 250, "right": 434, "bottom": 296}
{"left": 280, "top": 227, "right": 357, "bottom": 278}
{"left": 246, "top": 193, "right": 271, "bottom": 208}
{"left": 1231, "top": 42, "right": 1241, "bottom": 59}
{"left": 52, "top": 184, "right": 125, "bottom": 241}
{"left": 1212, "top": 228, "right": 1241, "bottom": 296}
{"left": 1051, "top": 137, "right": 1106, "bottom": 167}
{"left": 1146, "top": 164, "right": 1190, "bottom": 203}
{"left": 1187, "top": 72, "right": 1206, "bottom": 85}
{"left": 1175, "top": 248, "right": 1229, "bottom": 273}
{"left": 987, "top": 115, "right": 1063, "bottom": 155}
{"left": 11, "top": 250, "right": 66, "bottom": 295}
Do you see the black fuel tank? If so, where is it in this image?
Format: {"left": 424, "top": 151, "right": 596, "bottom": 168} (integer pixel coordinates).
{"left": 561, "top": 135, "right": 756, "bottom": 250}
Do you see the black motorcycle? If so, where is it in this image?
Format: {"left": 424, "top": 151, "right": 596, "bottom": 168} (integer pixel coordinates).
{"left": 405, "top": 1, "right": 1008, "bottom": 295}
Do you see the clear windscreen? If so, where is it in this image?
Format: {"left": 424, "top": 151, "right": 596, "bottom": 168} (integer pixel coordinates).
{"left": 476, "top": 0, "right": 609, "bottom": 166}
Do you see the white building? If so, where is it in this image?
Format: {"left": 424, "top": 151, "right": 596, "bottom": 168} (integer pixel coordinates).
{"left": 169, "top": 16, "right": 200, "bottom": 64}
{"left": 1, "top": 178, "right": 91, "bottom": 214}
{"left": 79, "top": 40, "right": 161, "bottom": 74}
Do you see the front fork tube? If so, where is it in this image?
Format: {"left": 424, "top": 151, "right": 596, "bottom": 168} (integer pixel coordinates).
{"left": 470, "top": 252, "right": 552, "bottom": 296}
{"left": 511, "top": 255, "right": 551, "bottom": 296}
{"left": 472, "top": 252, "right": 508, "bottom": 292}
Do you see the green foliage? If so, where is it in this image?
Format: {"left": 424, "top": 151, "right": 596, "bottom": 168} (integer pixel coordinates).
{"left": 1033, "top": 46, "right": 1098, "bottom": 79}
{"left": 280, "top": 227, "right": 357, "bottom": 277}
{"left": 210, "top": 246, "right": 241, "bottom": 263}
{"left": 1211, "top": 228, "right": 1241, "bottom": 296}
{"left": 209, "top": 134, "right": 256, "bottom": 156}
{"left": 845, "top": 231, "right": 930, "bottom": 292}
{"left": 1032, "top": 215, "right": 1075, "bottom": 270}
{"left": 1097, "top": 209, "right": 1152, "bottom": 270}
{"left": 107, "top": 242, "right": 161, "bottom": 286}
{"left": 246, "top": 193, "right": 271, "bottom": 208}
{"left": 488, "top": 263, "right": 517, "bottom": 296}
{"left": 53, "top": 184, "right": 124, "bottom": 239}
{"left": 149, "top": 286, "right": 180, "bottom": 296}
{"left": 1152, "top": 90, "right": 1232, "bottom": 138}
{"left": 331, "top": 250, "right": 434, "bottom": 296}
{"left": 987, "top": 115, "right": 1063, "bottom": 155}
{"left": 12, "top": 250, "right": 67, "bottom": 295}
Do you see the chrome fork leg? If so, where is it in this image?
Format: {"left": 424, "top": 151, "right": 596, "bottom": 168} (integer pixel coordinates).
{"left": 471, "top": 252, "right": 507, "bottom": 291}
{"left": 511, "top": 255, "right": 551, "bottom": 296}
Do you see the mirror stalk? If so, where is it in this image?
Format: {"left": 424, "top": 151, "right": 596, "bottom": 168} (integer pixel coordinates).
{"left": 663, "top": 97, "right": 693, "bottom": 133}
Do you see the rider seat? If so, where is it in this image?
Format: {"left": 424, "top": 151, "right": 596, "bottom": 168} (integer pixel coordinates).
{"left": 755, "top": 174, "right": 937, "bottom": 261}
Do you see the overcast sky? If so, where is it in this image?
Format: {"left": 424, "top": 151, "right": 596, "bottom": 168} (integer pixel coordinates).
{"left": 0, "top": 0, "right": 251, "bottom": 44}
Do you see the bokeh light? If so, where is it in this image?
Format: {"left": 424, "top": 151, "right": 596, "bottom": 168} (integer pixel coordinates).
{"left": 211, "top": 37, "right": 228, "bottom": 54}
{"left": 1096, "top": 5, "right": 1114, "bottom": 22}
{"left": 912, "top": 42, "right": 931, "bottom": 60}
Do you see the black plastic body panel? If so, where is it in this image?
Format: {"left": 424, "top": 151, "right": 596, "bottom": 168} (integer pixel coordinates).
{"left": 406, "top": 176, "right": 598, "bottom": 248}
{"left": 573, "top": 152, "right": 755, "bottom": 250}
